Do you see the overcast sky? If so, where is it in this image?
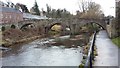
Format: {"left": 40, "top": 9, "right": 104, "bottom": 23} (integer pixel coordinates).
{"left": 1, "top": 0, "right": 115, "bottom": 16}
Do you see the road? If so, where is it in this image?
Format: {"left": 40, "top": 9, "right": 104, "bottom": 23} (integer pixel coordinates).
{"left": 94, "top": 30, "right": 119, "bottom": 66}
{"left": 1, "top": 35, "right": 83, "bottom": 67}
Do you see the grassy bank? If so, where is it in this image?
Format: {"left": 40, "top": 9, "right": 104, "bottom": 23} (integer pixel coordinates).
{"left": 2, "top": 35, "right": 42, "bottom": 47}
{"left": 112, "top": 37, "right": 120, "bottom": 48}
{"left": 1, "top": 28, "right": 43, "bottom": 47}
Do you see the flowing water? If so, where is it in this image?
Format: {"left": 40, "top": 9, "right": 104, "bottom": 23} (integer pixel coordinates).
{"left": 1, "top": 35, "right": 83, "bottom": 67}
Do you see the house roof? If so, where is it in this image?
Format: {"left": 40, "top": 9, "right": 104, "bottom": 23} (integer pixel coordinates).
{"left": 0, "top": 7, "right": 22, "bottom": 13}
{"left": 23, "top": 13, "right": 48, "bottom": 19}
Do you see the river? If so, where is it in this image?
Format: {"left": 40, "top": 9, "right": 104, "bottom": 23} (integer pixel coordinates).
{"left": 1, "top": 35, "right": 84, "bottom": 67}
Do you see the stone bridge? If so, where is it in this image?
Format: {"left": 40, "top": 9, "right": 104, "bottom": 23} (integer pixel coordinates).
{"left": 2, "top": 18, "right": 107, "bottom": 34}
{"left": 18, "top": 18, "right": 106, "bottom": 31}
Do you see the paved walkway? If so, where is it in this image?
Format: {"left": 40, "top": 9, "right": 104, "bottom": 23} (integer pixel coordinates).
{"left": 94, "top": 30, "right": 118, "bottom": 66}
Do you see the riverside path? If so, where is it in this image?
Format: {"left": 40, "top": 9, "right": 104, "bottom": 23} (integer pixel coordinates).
{"left": 94, "top": 30, "right": 118, "bottom": 67}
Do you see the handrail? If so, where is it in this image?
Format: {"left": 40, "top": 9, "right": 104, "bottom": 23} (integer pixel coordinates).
{"left": 84, "top": 31, "right": 97, "bottom": 68}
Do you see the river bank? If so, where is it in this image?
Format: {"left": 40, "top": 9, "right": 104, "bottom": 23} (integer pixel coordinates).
{"left": 1, "top": 27, "right": 92, "bottom": 48}
{"left": 1, "top": 28, "right": 44, "bottom": 47}
{"left": 2, "top": 35, "right": 43, "bottom": 47}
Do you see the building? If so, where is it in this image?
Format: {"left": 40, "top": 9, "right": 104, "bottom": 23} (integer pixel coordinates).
{"left": 116, "top": 0, "right": 120, "bottom": 18}
{"left": 0, "top": 1, "right": 23, "bottom": 25}
{"left": 115, "top": 0, "right": 120, "bottom": 37}
{"left": 116, "top": 0, "right": 120, "bottom": 20}
{"left": 0, "top": 1, "right": 49, "bottom": 31}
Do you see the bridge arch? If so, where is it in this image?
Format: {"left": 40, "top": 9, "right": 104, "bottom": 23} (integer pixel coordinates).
{"left": 49, "top": 23, "right": 62, "bottom": 30}
{"left": 76, "top": 18, "right": 106, "bottom": 30}
{"left": 44, "top": 22, "right": 71, "bottom": 35}
{"left": 89, "top": 22, "right": 105, "bottom": 30}
{"left": 20, "top": 23, "right": 35, "bottom": 30}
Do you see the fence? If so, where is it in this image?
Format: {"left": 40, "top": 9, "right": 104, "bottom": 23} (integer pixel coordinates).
{"left": 84, "top": 31, "right": 97, "bottom": 68}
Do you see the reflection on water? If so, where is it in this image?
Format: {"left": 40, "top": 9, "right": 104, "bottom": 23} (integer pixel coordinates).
{"left": 2, "top": 35, "right": 83, "bottom": 66}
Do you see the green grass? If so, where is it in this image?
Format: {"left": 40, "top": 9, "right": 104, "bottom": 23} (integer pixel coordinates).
{"left": 112, "top": 37, "right": 120, "bottom": 48}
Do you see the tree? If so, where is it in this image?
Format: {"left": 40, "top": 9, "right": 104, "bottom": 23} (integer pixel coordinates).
{"left": 78, "top": 0, "right": 103, "bottom": 19}
{"left": 6, "top": 1, "right": 15, "bottom": 8}
{"left": 78, "top": 0, "right": 91, "bottom": 13}
{"left": 34, "top": 0, "right": 40, "bottom": 15}
{"left": 7, "top": 2, "right": 10, "bottom": 7}
{"left": 50, "top": 8, "right": 71, "bottom": 18}
{"left": 45, "top": 4, "right": 72, "bottom": 18}
{"left": 46, "top": 4, "right": 51, "bottom": 17}
{"left": 62, "top": 9, "right": 71, "bottom": 18}
{"left": 30, "top": 0, "right": 40, "bottom": 15}
{"left": 16, "top": 3, "right": 29, "bottom": 13}
{"left": 51, "top": 9, "right": 57, "bottom": 18}
{"left": 41, "top": 8, "right": 46, "bottom": 16}
{"left": 56, "top": 9, "right": 61, "bottom": 18}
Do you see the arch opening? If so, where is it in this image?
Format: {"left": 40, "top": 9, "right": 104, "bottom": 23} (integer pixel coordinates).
{"left": 20, "top": 23, "right": 34, "bottom": 30}
{"left": 45, "top": 23, "right": 71, "bottom": 35}
{"left": 90, "top": 22, "right": 105, "bottom": 30}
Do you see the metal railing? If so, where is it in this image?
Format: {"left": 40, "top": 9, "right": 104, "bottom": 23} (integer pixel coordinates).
{"left": 84, "top": 31, "right": 97, "bottom": 68}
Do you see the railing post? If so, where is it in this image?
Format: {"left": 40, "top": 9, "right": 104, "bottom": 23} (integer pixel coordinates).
{"left": 92, "top": 43, "right": 94, "bottom": 61}
{"left": 92, "top": 31, "right": 96, "bottom": 61}
{"left": 90, "top": 55, "right": 92, "bottom": 68}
